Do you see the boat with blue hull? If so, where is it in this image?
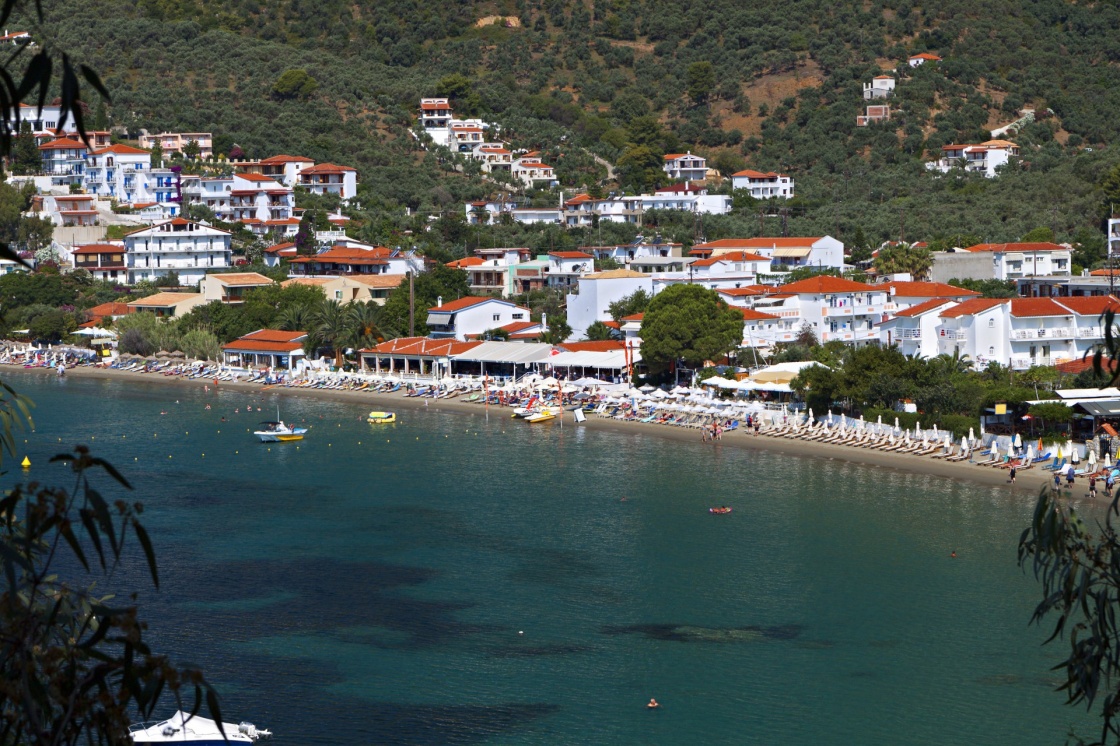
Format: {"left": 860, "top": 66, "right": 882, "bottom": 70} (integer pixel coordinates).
{"left": 130, "top": 711, "right": 271, "bottom": 744}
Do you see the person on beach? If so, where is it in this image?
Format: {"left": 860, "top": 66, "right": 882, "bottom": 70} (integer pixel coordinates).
{"left": 1107, "top": 474, "right": 1115, "bottom": 500}
{"left": 1090, "top": 474, "right": 1098, "bottom": 498}
{"left": 1009, "top": 465, "right": 1016, "bottom": 484}
{"left": 1054, "top": 471, "right": 1061, "bottom": 491}
{"left": 1067, "top": 469, "right": 1076, "bottom": 488}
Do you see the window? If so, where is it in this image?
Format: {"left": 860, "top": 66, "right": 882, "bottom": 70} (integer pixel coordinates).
{"left": 492, "top": 314, "right": 501, "bottom": 321}
{"left": 989, "top": 346, "right": 995, "bottom": 355}
{"left": 335, "top": 290, "right": 343, "bottom": 300}
{"left": 988, "top": 318, "right": 994, "bottom": 328}
{"left": 512, "top": 313, "right": 524, "bottom": 320}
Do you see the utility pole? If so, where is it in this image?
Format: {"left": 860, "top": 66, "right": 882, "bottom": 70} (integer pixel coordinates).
{"left": 408, "top": 271, "right": 415, "bottom": 337}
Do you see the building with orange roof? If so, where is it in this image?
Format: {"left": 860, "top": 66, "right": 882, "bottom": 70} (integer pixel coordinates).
{"left": 424, "top": 296, "right": 532, "bottom": 341}
{"left": 298, "top": 163, "right": 358, "bottom": 202}
{"left": 230, "top": 172, "right": 294, "bottom": 225}
{"left": 863, "top": 75, "right": 895, "bottom": 100}
{"left": 662, "top": 152, "right": 707, "bottom": 182}
{"left": 221, "top": 329, "right": 307, "bottom": 371}
{"left": 879, "top": 279, "right": 980, "bottom": 314}
{"left": 746, "top": 275, "right": 889, "bottom": 346}
{"left": 926, "top": 139, "right": 1019, "bottom": 178}
{"left": 83, "top": 143, "right": 152, "bottom": 203}
{"left": 70, "top": 243, "right": 127, "bottom": 282}
{"left": 547, "top": 251, "right": 595, "bottom": 289}
{"left": 200, "top": 272, "right": 277, "bottom": 304}
{"left": 419, "top": 98, "right": 454, "bottom": 129}
{"left": 730, "top": 169, "right": 794, "bottom": 199}
{"left": 38, "top": 137, "right": 87, "bottom": 185}
{"left": 930, "top": 240, "right": 1071, "bottom": 283}
{"left": 879, "top": 298, "right": 960, "bottom": 358}
{"left": 908, "top": 52, "right": 942, "bottom": 66}
{"left": 689, "top": 236, "right": 844, "bottom": 270}
{"left": 126, "top": 292, "right": 207, "bottom": 318}
{"left": 123, "top": 218, "right": 232, "bottom": 285}
{"left": 137, "top": 132, "right": 213, "bottom": 159}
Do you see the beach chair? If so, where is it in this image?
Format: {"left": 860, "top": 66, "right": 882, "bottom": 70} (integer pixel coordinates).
{"left": 930, "top": 444, "right": 956, "bottom": 460}
{"left": 1043, "top": 458, "right": 1066, "bottom": 472}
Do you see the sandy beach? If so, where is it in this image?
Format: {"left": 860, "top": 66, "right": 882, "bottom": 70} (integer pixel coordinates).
{"left": 4, "top": 363, "right": 1063, "bottom": 495}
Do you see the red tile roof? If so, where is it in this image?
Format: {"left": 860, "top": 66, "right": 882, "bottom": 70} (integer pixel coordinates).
{"left": 301, "top": 163, "right": 356, "bottom": 174}
{"left": 779, "top": 276, "right": 877, "bottom": 294}
{"left": 361, "top": 337, "right": 481, "bottom": 356}
{"left": 236, "top": 172, "right": 280, "bottom": 182}
{"left": 287, "top": 246, "right": 390, "bottom": 266}
{"left": 690, "top": 237, "right": 823, "bottom": 255}
{"left": 1055, "top": 357, "right": 1114, "bottom": 375}
{"left": 549, "top": 251, "right": 594, "bottom": 259}
{"left": 964, "top": 242, "right": 1066, "bottom": 253}
{"left": 72, "top": 243, "right": 123, "bottom": 254}
{"left": 691, "top": 251, "right": 770, "bottom": 267}
{"left": 428, "top": 296, "right": 510, "bottom": 312}
{"left": 1010, "top": 298, "right": 1073, "bottom": 317}
{"left": 939, "top": 298, "right": 1007, "bottom": 318}
{"left": 909, "top": 52, "right": 942, "bottom": 61}
{"left": 264, "top": 242, "right": 296, "bottom": 254}
{"left": 39, "top": 137, "right": 87, "bottom": 150}
{"left": 717, "top": 285, "right": 775, "bottom": 297}
{"left": 738, "top": 308, "right": 779, "bottom": 321}
{"left": 92, "top": 144, "right": 150, "bottom": 155}
{"left": 446, "top": 257, "right": 485, "bottom": 268}
{"left": 559, "top": 340, "right": 625, "bottom": 352}
{"left": 260, "top": 154, "right": 314, "bottom": 164}
{"left": 88, "top": 302, "right": 131, "bottom": 316}
{"left": 731, "top": 170, "right": 784, "bottom": 179}
{"left": 499, "top": 321, "right": 540, "bottom": 334}
{"left": 621, "top": 313, "right": 644, "bottom": 322}
{"left": 885, "top": 281, "right": 980, "bottom": 298}
{"left": 221, "top": 329, "right": 308, "bottom": 353}
{"left": 1056, "top": 295, "right": 1120, "bottom": 316}
{"left": 893, "top": 298, "right": 957, "bottom": 318}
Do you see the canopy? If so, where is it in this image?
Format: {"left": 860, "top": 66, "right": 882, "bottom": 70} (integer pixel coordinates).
{"left": 73, "top": 327, "right": 118, "bottom": 338}
{"left": 747, "top": 361, "right": 826, "bottom": 384}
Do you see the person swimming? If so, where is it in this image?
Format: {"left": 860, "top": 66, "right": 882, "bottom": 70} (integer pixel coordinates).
{"left": 647, "top": 698, "right": 659, "bottom": 709}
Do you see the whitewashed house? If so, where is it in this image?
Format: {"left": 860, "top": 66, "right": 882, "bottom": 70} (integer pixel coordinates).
{"left": 38, "top": 137, "right": 86, "bottom": 185}
{"left": 662, "top": 152, "right": 707, "bottom": 182}
{"left": 652, "top": 251, "right": 771, "bottom": 291}
{"left": 863, "top": 76, "right": 896, "bottom": 99}
{"left": 690, "top": 236, "right": 845, "bottom": 270}
{"left": 426, "top": 296, "right": 533, "bottom": 341}
{"left": 730, "top": 170, "right": 795, "bottom": 199}
{"left": 230, "top": 173, "right": 294, "bottom": 225}
{"left": 908, "top": 52, "right": 942, "bottom": 67}
{"left": 879, "top": 298, "right": 960, "bottom": 358}
{"left": 256, "top": 155, "right": 315, "bottom": 187}
{"left": 761, "top": 276, "right": 889, "bottom": 346}
{"left": 512, "top": 153, "right": 557, "bottom": 188}
{"left": 963, "top": 242, "right": 1071, "bottom": 281}
{"left": 83, "top": 144, "right": 152, "bottom": 204}
{"left": 926, "top": 140, "right": 1019, "bottom": 178}
{"left": 123, "top": 218, "right": 233, "bottom": 285}
{"left": 566, "top": 269, "right": 654, "bottom": 341}
{"left": 298, "top": 163, "right": 358, "bottom": 202}
{"left": 547, "top": 251, "right": 595, "bottom": 290}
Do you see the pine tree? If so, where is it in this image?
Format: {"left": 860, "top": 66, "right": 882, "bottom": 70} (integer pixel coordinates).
{"left": 11, "top": 121, "right": 40, "bottom": 175}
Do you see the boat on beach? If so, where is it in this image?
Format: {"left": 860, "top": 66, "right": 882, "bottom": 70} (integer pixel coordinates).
{"left": 130, "top": 711, "right": 271, "bottom": 744}
{"left": 254, "top": 420, "right": 308, "bottom": 442}
{"left": 367, "top": 410, "right": 396, "bottom": 424}
{"left": 525, "top": 408, "right": 557, "bottom": 423}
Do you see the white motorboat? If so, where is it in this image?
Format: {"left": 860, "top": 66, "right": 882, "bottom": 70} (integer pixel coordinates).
{"left": 254, "top": 420, "right": 308, "bottom": 442}
{"left": 130, "top": 711, "right": 271, "bottom": 744}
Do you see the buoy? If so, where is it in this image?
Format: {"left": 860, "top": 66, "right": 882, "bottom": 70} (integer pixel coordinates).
{"left": 20, "top": 456, "right": 30, "bottom": 469}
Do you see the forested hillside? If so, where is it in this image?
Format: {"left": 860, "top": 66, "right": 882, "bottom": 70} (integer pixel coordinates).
{"left": 24, "top": 0, "right": 1120, "bottom": 256}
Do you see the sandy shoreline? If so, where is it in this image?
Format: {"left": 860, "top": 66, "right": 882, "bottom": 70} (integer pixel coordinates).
{"left": 3, "top": 363, "right": 1063, "bottom": 495}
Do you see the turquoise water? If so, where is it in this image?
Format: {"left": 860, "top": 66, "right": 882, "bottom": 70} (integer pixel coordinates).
{"left": 5, "top": 372, "right": 1096, "bottom": 744}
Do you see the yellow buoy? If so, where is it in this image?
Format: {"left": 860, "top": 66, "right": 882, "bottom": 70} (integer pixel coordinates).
{"left": 20, "top": 456, "right": 30, "bottom": 469}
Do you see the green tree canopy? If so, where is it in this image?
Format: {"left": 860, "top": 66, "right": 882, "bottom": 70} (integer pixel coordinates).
{"left": 272, "top": 68, "right": 319, "bottom": 99}
{"left": 639, "top": 284, "right": 743, "bottom": 373}
{"left": 380, "top": 265, "right": 469, "bottom": 338}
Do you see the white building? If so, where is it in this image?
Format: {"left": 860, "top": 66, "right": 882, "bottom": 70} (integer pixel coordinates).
{"left": 730, "top": 170, "right": 794, "bottom": 199}
{"left": 934, "top": 296, "right": 1120, "bottom": 370}
{"left": 863, "top": 76, "right": 896, "bottom": 99}
{"left": 256, "top": 154, "right": 315, "bottom": 187}
{"left": 1108, "top": 214, "right": 1120, "bottom": 258}
{"left": 926, "top": 140, "right": 1019, "bottom": 178}
{"left": 137, "top": 132, "right": 213, "bottom": 159}
{"left": 880, "top": 280, "right": 980, "bottom": 313}
{"left": 908, "top": 52, "right": 941, "bottom": 67}
{"left": 511, "top": 153, "right": 557, "bottom": 188}
{"left": 38, "top": 137, "right": 86, "bottom": 185}
{"left": 581, "top": 238, "right": 683, "bottom": 265}
{"left": 230, "top": 173, "right": 294, "bottom": 225}
{"left": 652, "top": 251, "right": 771, "bottom": 291}
{"left": 123, "top": 218, "right": 233, "bottom": 285}
{"left": 419, "top": 98, "right": 453, "bottom": 130}
{"left": 298, "top": 163, "right": 358, "bottom": 202}
{"left": 547, "top": 251, "right": 595, "bottom": 289}
{"left": 566, "top": 269, "right": 654, "bottom": 341}
{"left": 757, "top": 276, "right": 889, "bottom": 346}
{"left": 878, "top": 298, "right": 960, "bottom": 358}
{"left": 200, "top": 272, "right": 276, "bottom": 303}
{"left": 690, "top": 236, "right": 845, "bottom": 270}
{"left": 662, "top": 152, "right": 707, "bottom": 182}
{"left": 182, "top": 175, "right": 234, "bottom": 220}
{"left": 83, "top": 144, "right": 152, "bottom": 204}
{"left": 962, "top": 242, "right": 1071, "bottom": 281}
{"left": 426, "top": 296, "right": 533, "bottom": 341}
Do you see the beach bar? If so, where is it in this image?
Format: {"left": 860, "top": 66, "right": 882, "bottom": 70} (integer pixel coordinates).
{"left": 359, "top": 337, "right": 482, "bottom": 376}
{"left": 222, "top": 329, "right": 307, "bottom": 371}
{"left": 448, "top": 341, "right": 555, "bottom": 379}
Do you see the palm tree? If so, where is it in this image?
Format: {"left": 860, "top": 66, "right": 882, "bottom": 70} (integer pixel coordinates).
{"left": 316, "top": 299, "right": 352, "bottom": 368}
{"left": 348, "top": 301, "right": 387, "bottom": 349}
{"left": 275, "top": 302, "right": 315, "bottom": 332}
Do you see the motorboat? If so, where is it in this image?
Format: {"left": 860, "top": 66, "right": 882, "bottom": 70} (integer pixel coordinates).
{"left": 254, "top": 420, "right": 308, "bottom": 442}
{"left": 130, "top": 711, "right": 271, "bottom": 744}
{"left": 525, "top": 408, "right": 557, "bottom": 424}
{"left": 367, "top": 411, "right": 396, "bottom": 424}
{"left": 709, "top": 507, "right": 733, "bottom": 514}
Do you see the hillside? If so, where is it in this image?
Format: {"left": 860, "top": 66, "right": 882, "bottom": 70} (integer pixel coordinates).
{"left": 23, "top": 0, "right": 1120, "bottom": 257}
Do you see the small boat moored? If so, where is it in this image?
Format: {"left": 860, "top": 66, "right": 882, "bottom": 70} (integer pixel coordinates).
{"left": 525, "top": 408, "right": 557, "bottom": 424}
{"left": 130, "top": 711, "right": 271, "bottom": 744}
{"left": 367, "top": 411, "right": 396, "bottom": 424}
{"left": 254, "top": 420, "right": 308, "bottom": 442}
{"left": 709, "top": 506, "right": 732, "bottom": 514}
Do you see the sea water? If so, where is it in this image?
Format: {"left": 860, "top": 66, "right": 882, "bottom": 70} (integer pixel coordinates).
{"left": 4, "top": 372, "right": 1096, "bottom": 744}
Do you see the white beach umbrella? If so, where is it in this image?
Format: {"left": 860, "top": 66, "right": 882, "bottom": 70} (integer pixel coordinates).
{"left": 943, "top": 433, "right": 952, "bottom": 450}
{"left": 1068, "top": 440, "right": 1078, "bottom": 464}
{"left": 968, "top": 427, "right": 976, "bottom": 446}
{"left": 1014, "top": 433, "right": 1022, "bottom": 449}
{"left": 809, "top": 407, "right": 815, "bottom": 424}
{"left": 1089, "top": 448, "right": 1098, "bottom": 468}
{"left": 877, "top": 414, "right": 882, "bottom": 426}
{"left": 894, "top": 416, "right": 900, "bottom": 431}
{"left": 1105, "top": 451, "right": 1113, "bottom": 469}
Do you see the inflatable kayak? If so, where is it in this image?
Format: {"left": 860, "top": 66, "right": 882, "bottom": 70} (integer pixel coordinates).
{"left": 709, "top": 507, "right": 732, "bottom": 514}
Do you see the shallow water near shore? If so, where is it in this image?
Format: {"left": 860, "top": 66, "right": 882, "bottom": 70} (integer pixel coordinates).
{"left": 6, "top": 371, "right": 1097, "bottom": 744}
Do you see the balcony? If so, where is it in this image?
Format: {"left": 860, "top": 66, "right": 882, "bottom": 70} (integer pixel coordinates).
{"left": 939, "top": 330, "right": 967, "bottom": 340}
{"left": 895, "top": 329, "right": 923, "bottom": 340}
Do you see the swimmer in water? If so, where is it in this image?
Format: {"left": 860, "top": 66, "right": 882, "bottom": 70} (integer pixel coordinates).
{"left": 647, "top": 699, "right": 659, "bottom": 709}
{"left": 951, "top": 551, "right": 957, "bottom": 558}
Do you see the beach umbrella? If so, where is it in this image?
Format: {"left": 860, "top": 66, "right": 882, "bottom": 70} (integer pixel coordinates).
{"left": 1014, "top": 433, "right": 1022, "bottom": 449}
{"left": 968, "top": 427, "right": 976, "bottom": 446}
{"left": 894, "top": 416, "right": 900, "bottom": 430}
{"left": 915, "top": 421, "right": 921, "bottom": 437}
{"left": 1088, "top": 448, "right": 1097, "bottom": 468}
{"left": 170, "top": 350, "right": 186, "bottom": 358}
{"left": 877, "top": 414, "right": 882, "bottom": 426}
{"left": 808, "top": 407, "right": 814, "bottom": 424}
{"left": 1026, "top": 444, "right": 1034, "bottom": 462}
{"left": 639, "top": 384, "right": 655, "bottom": 392}
{"left": 933, "top": 424, "right": 938, "bottom": 437}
